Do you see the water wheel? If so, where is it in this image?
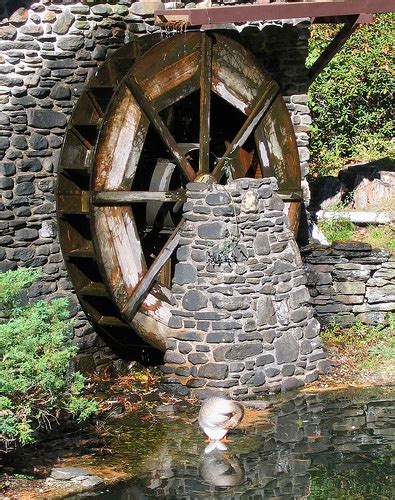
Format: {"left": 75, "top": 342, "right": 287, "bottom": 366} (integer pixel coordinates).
{"left": 57, "top": 32, "right": 301, "bottom": 360}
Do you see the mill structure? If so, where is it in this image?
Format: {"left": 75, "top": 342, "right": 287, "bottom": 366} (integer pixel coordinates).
{"left": 0, "top": 0, "right": 393, "bottom": 397}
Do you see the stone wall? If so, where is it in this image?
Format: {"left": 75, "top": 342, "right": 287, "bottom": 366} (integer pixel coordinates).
{"left": 163, "top": 178, "right": 328, "bottom": 399}
{"left": 303, "top": 242, "right": 395, "bottom": 327}
{"left": 0, "top": 1, "right": 312, "bottom": 371}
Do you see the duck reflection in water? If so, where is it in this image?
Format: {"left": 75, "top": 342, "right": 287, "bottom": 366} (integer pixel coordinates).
{"left": 200, "top": 451, "right": 244, "bottom": 487}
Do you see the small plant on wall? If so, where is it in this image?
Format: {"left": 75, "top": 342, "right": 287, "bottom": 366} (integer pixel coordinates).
{"left": 204, "top": 178, "right": 247, "bottom": 267}
{"left": 0, "top": 268, "right": 97, "bottom": 452}
{"left": 206, "top": 231, "right": 243, "bottom": 266}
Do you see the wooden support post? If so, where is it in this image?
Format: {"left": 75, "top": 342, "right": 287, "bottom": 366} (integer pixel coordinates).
{"left": 308, "top": 15, "right": 359, "bottom": 85}
{"left": 199, "top": 34, "right": 212, "bottom": 175}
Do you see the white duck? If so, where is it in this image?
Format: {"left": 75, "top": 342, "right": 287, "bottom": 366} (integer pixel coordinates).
{"left": 198, "top": 397, "right": 244, "bottom": 442}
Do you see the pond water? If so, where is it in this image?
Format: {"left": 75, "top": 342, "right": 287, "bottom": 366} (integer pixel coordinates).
{"left": 69, "top": 386, "right": 394, "bottom": 499}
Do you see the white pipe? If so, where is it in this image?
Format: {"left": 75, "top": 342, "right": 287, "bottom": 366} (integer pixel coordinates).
{"left": 314, "top": 211, "right": 394, "bottom": 224}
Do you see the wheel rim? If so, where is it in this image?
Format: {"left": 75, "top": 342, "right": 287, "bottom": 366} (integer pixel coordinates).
{"left": 58, "top": 32, "right": 302, "bottom": 353}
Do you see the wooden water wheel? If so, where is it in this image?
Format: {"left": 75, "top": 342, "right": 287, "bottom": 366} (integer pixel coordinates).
{"left": 57, "top": 32, "right": 302, "bottom": 359}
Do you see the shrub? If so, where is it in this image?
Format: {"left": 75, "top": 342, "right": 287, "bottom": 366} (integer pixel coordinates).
{"left": 0, "top": 269, "right": 97, "bottom": 452}
{"left": 317, "top": 205, "right": 356, "bottom": 243}
{"left": 308, "top": 13, "right": 395, "bottom": 176}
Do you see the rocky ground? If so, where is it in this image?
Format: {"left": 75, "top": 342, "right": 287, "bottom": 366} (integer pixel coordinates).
{"left": 309, "top": 351, "right": 394, "bottom": 390}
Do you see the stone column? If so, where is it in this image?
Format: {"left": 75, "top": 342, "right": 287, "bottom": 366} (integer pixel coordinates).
{"left": 163, "top": 178, "right": 328, "bottom": 399}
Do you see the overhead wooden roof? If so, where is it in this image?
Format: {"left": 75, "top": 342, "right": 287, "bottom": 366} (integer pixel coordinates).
{"left": 155, "top": 0, "right": 395, "bottom": 28}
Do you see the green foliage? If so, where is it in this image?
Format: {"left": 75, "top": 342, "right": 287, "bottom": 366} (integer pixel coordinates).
{"left": 310, "top": 456, "right": 394, "bottom": 499}
{"left": 308, "top": 14, "right": 395, "bottom": 175}
{"left": 362, "top": 225, "right": 395, "bottom": 251}
{"left": 0, "top": 267, "right": 41, "bottom": 311}
{"left": 0, "top": 269, "right": 97, "bottom": 451}
{"left": 321, "top": 320, "right": 383, "bottom": 347}
{"left": 317, "top": 205, "right": 356, "bottom": 243}
{"left": 206, "top": 233, "right": 241, "bottom": 266}
{"left": 321, "top": 314, "right": 395, "bottom": 369}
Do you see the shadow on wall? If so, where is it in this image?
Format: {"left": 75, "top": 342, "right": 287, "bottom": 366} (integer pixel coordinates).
{"left": 0, "top": 0, "right": 33, "bottom": 20}
{"left": 308, "top": 157, "right": 395, "bottom": 212}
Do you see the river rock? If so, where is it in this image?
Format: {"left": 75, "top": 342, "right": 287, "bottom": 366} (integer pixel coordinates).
{"left": 50, "top": 467, "right": 96, "bottom": 480}
{"left": 309, "top": 176, "right": 344, "bottom": 211}
{"left": 338, "top": 160, "right": 395, "bottom": 210}
{"left": 352, "top": 171, "right": 395, "bottom": 210}
{"left": 53, "top": 10, "right": 75, "bottom": 35}
{"left": 9, "top": 8, "right": 29, "bottom": 24}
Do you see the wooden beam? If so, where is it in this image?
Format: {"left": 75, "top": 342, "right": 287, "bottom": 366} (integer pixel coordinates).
{"left": 125, "top": 77, "right": 196, "bottom": 183}
{"left": 93, "top": 190, "right": 186, "bottom": 205}
{"left": 58, "top": 192, "right": 90, "bottom": 214}
{"left": 212, "top": 81, "right": 280, "bottom": 181}
{"left": 312, "top": 14, "right": 374, "bottom": 24}
{"left": 122, "top": 220, "right": 183, "bottom": 320}
{"left": 155, "top": 1, "right": 395, "bottom": 28}
{"left": 308, "top": 15, "right": 359, "bottom": 84}
{"left": 199, "top": 34, "right": 212, "bottom": 175}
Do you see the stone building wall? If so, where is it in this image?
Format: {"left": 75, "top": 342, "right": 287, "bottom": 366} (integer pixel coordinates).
{"left": 0, "top": 1, "right": 312, "bottom": 371}
{"left": 303, "top": 242, "right": 395, "bottom": 327}
{"left": 164, "top": 178, "right": 328, "bottom": 399}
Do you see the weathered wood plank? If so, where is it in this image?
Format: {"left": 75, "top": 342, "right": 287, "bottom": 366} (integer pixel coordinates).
{"left": 71, "top": 124, "right": 98, "bottom": 148}
{"left": 57, "top": 192, "right": 90, "bottom": 214}
{"left": 94, "top": 86, "right": 147, "bottom": 191}
{"left": 93, "top": 206, "right": 147, "bottom": 307}
{"left": 154, "top": 1, "right": 393, "bottom": 27}
{"left": 257, "top": 96, "right": 301, "bottom": 191}
{"left": 138, "top": 50, "right": 201, "bottom": 111}
{"left": 94, "top": 189, "right": 186, "bottom": 205}
{"left": 212, "top": 34, "right": 268, "bottom": 110}
{"left": 212, "top": 81, "right": 279, "bottom": 181}
{"left": 125, "top": 77, "right": 196, "bottom": 183}
{"left": 122, "top": 220, "right": 183, "bottom": 320}
{"left": 199, "top": 34, "right": 212, "bottom": 175}
{"left": 277, "top": 189, "right": 303, "bottom": 201}
{"left": 80, "top": 282, "right": 108, "bottom": 297}
{"left": 223, "top": 143, "right": 254, "bottom": 180}
{"left": 159, "top": 259, "right": 172, "bottom": 289}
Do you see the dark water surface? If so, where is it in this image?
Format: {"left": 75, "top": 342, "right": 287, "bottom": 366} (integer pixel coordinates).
{"left": 69, "top": 386, "right": 394, "bottom": 499}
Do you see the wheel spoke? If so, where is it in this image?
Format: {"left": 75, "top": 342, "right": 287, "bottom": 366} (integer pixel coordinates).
{"left": 122, "top": 220, "right": 184, "bottom": 320}
{"left": 93, "top": 190, "right": 186, "bottom": 205}
{"left": 125, "top": 77, "right": 196, "bottom": 182}
{"left": 212, "top": 81, "right": 280, "bottom": 181}
{"left": 199, "top": 34, "right": 212, "bottom": 175}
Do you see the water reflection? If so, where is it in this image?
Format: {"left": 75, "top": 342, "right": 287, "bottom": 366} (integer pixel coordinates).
{"left": 203, "top": 441, "right": 228, "bottom": 454}
{"left": 76, "top": 388, "right": 394, "bottom": 499}
{"left": 200, "top": 452, "right": 243, "bottom": 487}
